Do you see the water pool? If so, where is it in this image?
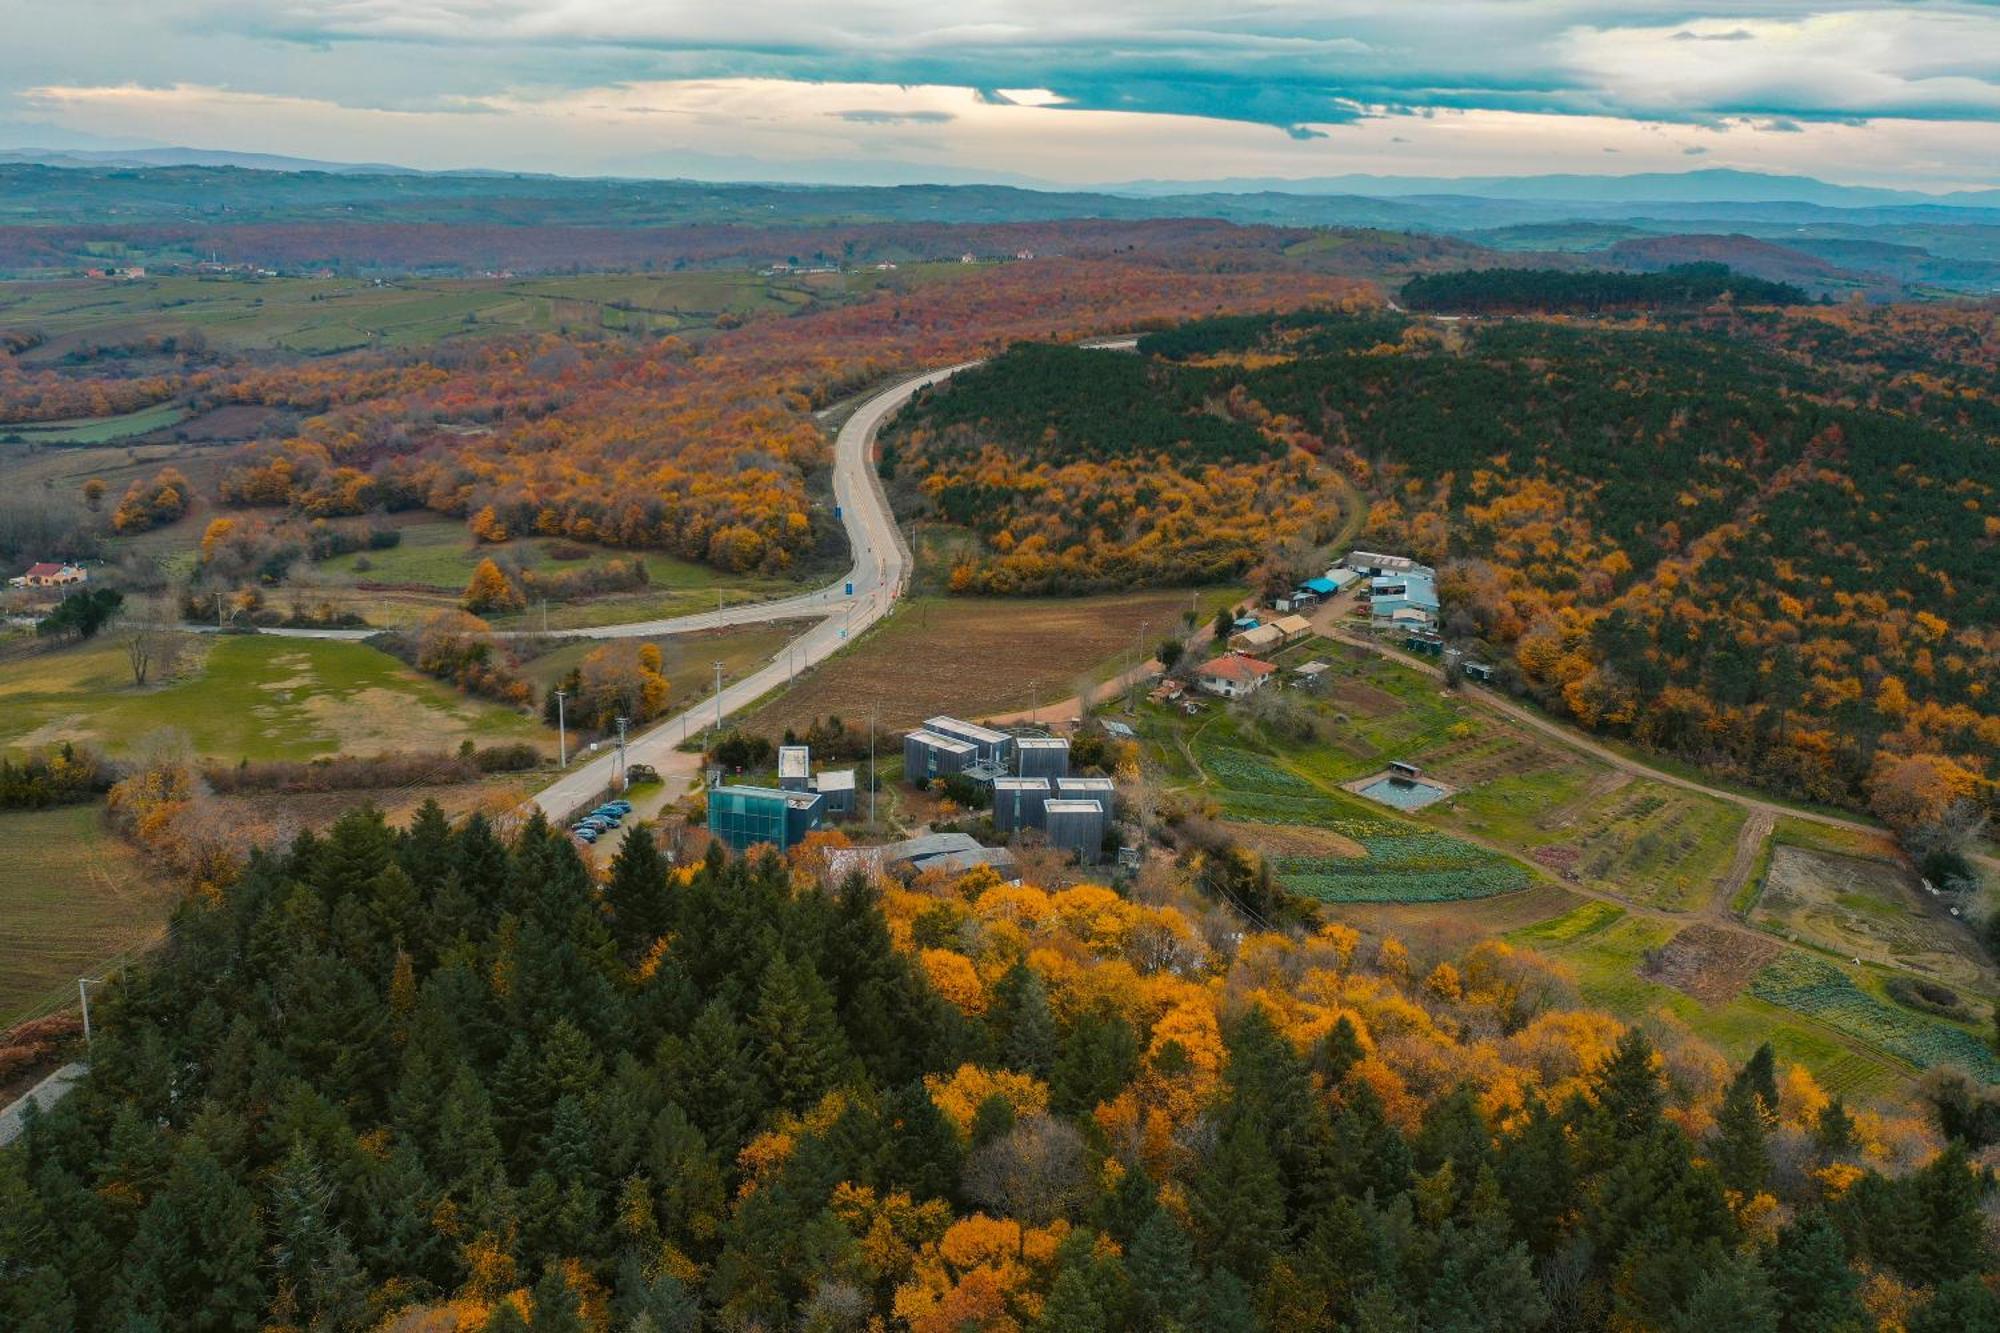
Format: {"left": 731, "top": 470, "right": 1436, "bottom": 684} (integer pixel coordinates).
{"left": 1357, "top": 776, "right": 1449, "bottom": 810}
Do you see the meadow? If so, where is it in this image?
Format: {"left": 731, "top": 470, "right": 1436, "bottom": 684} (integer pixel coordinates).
{"left": 0, "top": 633, "right": 548, "bottom": 763}
{"left": 0, "top": 804, "right": 167, "bottom": 1028}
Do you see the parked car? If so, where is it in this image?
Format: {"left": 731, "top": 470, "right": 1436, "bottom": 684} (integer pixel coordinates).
{"left": 604, "top": 800, "right": 633, "bottom": 815}
{"left": 572, "top": 827, "right": 598, "bottom": 843}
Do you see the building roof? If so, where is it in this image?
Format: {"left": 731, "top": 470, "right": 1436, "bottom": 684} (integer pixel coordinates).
{"left": 1272, "top": 614, "right": 1312, "bottom": 636}
{"left": 1016, "top": 736, "right": 1069, "bottom": 750}
{"left": 919, "top": 847, "right": 1019, "bottom": 877}
{"left": 1199, "top": 654, "right": 1278, "bottom": 682}
{"left": 1056, "top": 777, "right": 1115, "bottom": 793}
{"left": 814, "top": 769, "right": 856, "bottom": 792}
{"left": 993, "top": 776, "right": 1051, "bottom": 791}
{"left": 1044, "top": 799, "right": 1106, "bottom": 814}
{"left": 778, "top": 745, "right": 810, "bottom": 779}
{"left": 1100, "top": 720, "right": 1137, "bottom": 740}
{"left": 712, "top": 783, "right": 823, "bottom": 811}
{"left": 1295, "top": 660, "right": 1331, "bottom": 676}
{"left": 1299, "top": 576, "right": 1339, "bottom": 595}
{"left": 925, "top": 715, "right": 1010, "bottom": 747}
{"left": 904, "top": 728, "right": 977, "bottom": 755}
{"left": 1232, "top": 624, "right": 1283, "bottom": 649}
{"left": 1322, "top": 566, "right": 1361, "bottom": 587}
{"left": 20, "top": 563, "right": 67, "bottom": 578}
{"left": 1370, "top": 571, "right": 1440, "bottom": 609}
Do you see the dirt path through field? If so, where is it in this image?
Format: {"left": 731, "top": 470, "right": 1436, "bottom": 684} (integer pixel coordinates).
{"left": 1715, "top": 809, "right": 1775, "bottom": 920}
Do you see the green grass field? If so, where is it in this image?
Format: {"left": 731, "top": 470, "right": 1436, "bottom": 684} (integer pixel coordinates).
{"left": 0, "top": 634, "right": 548, "bottom": 763}
{"left": 0, "top": 270, "right": 873, "bottom": 360}
{"left": 0, "top": 401, "right": 188, "bottom": 443}
{"left": 0, "top": 804, "right": 171, "bottom": 1028}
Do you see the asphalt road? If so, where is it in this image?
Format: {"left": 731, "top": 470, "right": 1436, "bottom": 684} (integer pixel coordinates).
{"left": 530, "top": 358, "right": 977, "bottom": 821}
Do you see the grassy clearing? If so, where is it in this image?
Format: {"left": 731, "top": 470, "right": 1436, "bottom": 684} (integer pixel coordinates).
{"left": 0, "top": 635, "right": 547, "bottom": 763}
{"left": 739, "top": 590, "right": 1229, "bottom": 736}
{"left": 1754, "top": 843, "right": 1992, "bottom": 993}
{"left": 1519, "top": 914, "right": 1907, "bottom": 1100}
{"left": 0, "top": 401, "right": 188, "bottom": 443}
{"left": 0, "top": 805, "right": 170, "bottom": 1028}
{"left": 0, "top": 271, "right": 857, "bottom": 359}
{"left": 1510, "top": 900, "right": 1626, "bottom": 946}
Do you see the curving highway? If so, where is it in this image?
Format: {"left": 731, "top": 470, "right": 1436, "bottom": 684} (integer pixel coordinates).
{"left": 530, "top": 358, "right": 978, "bottom": 818}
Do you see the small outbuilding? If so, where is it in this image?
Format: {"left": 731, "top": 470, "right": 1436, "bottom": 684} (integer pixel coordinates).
{"left": 1044, "top": 799, "right": 1107, "bottom": 865}
{"left": 812, "top": 768, "right": 857, "bottom": 818}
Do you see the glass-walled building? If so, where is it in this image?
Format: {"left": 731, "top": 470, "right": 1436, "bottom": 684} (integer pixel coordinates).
{"left": 706, "top": 784, "right": 825, "bottom": 852}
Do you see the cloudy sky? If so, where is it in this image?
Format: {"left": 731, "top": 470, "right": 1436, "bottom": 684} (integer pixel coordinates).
{"left": 3, "top": 2, "right": 1996, "bottom": 190}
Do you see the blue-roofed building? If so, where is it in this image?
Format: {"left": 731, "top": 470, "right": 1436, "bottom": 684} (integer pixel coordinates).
{"left": 1299, "top": 576, "right": 1339, "bottom": 598}
{"left": 1369, "top": 571, "right": 1440, "bottom": 628}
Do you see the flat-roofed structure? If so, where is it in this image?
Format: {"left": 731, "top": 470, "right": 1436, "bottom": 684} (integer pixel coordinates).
{"left": 992, "top": 776, "right": 1051, "bottom": 833}
{"left": 924, "top": 715, "right": 1015, "bottom": 768}
{"left": 812, "top": 768, "right": 857, "bottom": 818}
{"left": 777, "top": 745, "right": 811, "bottom": 791}
{"left": 904, "top": 729, "right": 977, "bottom": 782}
{"left": 707, "top": 784, "right": 825, "bottom": 852}
{"left": 1044, "top": 799, "right": 1106, "bottom": 864}
{"left": 1054, "top": 776, "right": 1116, "bottom": 821}
{"left": 1015, "top": 736, "right": 1071, "bottom": 780}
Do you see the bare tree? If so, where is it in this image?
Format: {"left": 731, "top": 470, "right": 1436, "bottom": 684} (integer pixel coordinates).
{"left": 125, "top": 626, "right": 183, "bottom": 687}
{"left": 962, "top": 1115, "right": 1093, "bottom": 1241}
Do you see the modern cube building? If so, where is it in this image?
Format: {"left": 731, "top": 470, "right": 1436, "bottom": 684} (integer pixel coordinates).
{"left": 812, "top": 768, "right": 857, "bottom": 818}
{"left": 707, "top": 784, "right": 825, "bottom": 852}
{"left": 1044, "top": 799, "right": 1106, "bottom": 864}
{"left": 1054, "top": 776, "right": 1116, "bottom": 822}
{"left": 991, "top": 776, "right": 1051, "bottom": 833}
{"left": 923, "top": 715, "right": 1015, "bottom": 769}
{"left": 1015, "top": 736, "right": 1071, "bottom": 780}
{"left": 778, "top": 745, "right": 811, "bottom": 792}
{"left": 903, "top": 728, "right": 977, "bottom": 782}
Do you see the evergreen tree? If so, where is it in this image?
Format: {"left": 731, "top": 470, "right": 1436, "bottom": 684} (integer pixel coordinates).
{"left": 1814, "top": 1098, "right": 1857, "bottom": 1158}
{"left": 115, "top": 1144, "right": 265, "bottom": 1331}
{"left": 1592, "top": 1028, "right": 1665, "bottom": 1137}
{"left": 1052, "top": 1008, "right": 1139, "bottom": 1116}
{"left": 1191, "top": 1116, "right": 1287, "bottom": 1282}
{"left": 750, "top": 955, "right": 854, "bottom": 1113}
{"left": 265, "top": 1138, "right": 368, "bottom": 1332}
{"left": 607, "top": 826, "right": 671, "bottom": 964}
{"left": 1767, "top": 1212, "right": 1866, "bottom": 1333}
{"left": 1909, "top": 1277, "right": 2000, "bottom": 1333}
{"left": 1666, "top": 1249, "right": 1778, "bottom": 1333}
{"left": 1734, "top": 1043, "right": 1781, "bottom": 1116}
{"left": 1126, "top": 1210, "right": 1202, "bottom": 1331}
{"left": 882, "top": 1081, "right": 962, "bottom": 1203}
{"left": 668, "top": 999, "right": 763, "bottom": 1152}
{"left": 1315, "top": 1014, "right": 1366, "bottom": 1085}
{"left": 1713, "top": 1077, "right": 1772, "bottom": 1196}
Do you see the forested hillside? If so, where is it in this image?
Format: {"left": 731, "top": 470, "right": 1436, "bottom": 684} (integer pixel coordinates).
{"left": 4, "top": 804, "right": 1993, "bottom": 1331}
{"left": 900, "top": 304, "right": 1998, "bottom": 816}
{"left": 1399, "top": 263, "right": 1811, "bottom": 313}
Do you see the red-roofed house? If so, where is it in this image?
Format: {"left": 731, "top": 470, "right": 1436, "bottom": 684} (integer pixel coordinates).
{"left": 9, "top": 562, "right": 87, "bottom": 590}
{"left": 1195, "top": 652, "right": 1277, "bottom": 699}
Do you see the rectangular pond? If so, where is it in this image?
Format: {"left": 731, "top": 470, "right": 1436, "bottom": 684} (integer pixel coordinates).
{"left": 1356, "top": 776, "right": 1449, "bottom": 811}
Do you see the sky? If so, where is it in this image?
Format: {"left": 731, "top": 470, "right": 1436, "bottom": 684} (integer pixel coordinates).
{"left": 1, "top": 2, "right": 1996, "bottom": 191}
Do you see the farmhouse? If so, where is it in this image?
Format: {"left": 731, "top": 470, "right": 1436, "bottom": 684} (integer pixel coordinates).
{"left": 1196, "top": 653, "right": 1277, "bottom": 699}
{"left": 8, "top": 562, "right": 87, "bottom": 590}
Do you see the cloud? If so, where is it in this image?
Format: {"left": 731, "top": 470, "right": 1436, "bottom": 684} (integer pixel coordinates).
{"left": 835, "top": 109, "right": 955, "bottom": 125}
{"left": 1, "top": 3, "right": 1996, "bottom": 188}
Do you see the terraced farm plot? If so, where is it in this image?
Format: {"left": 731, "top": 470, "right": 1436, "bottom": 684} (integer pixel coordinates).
{"left": 1750, "top": 951, "right": 2000, "bottom": 1081}
{"left": 1531, "top": 780, "right": 1744, "bottom": 911}
{"left": 0, "top": 805, "right": 170, "bottom": 1027}
{"left": 1509, "top": 899, "right": 1626, "bottom": 947}
{"left": 1755, "top": 844, "right": 1990, "bottom": 991}
{"left": 1644, "top": 923, "right": 1784, "bottom": 1004}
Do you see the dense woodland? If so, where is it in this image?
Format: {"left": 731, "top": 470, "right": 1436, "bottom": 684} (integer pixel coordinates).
{"left": 3, "top": 803, "right": 1996, "bottom": 1331}
{"left": 1399, "top": 265, "right": 1811, "bottom": 314}
{"left": 921, "top": 304, "right": 1999, "bottom": 816}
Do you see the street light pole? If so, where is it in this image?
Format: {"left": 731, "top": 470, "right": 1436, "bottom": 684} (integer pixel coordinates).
{"left": 614, "top": 715, "right": 629, "bottom": 790}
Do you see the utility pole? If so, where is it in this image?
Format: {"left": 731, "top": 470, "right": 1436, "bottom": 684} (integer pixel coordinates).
{"left": 712, "top": 660, "right": 725, "bottom": 738}
{"left": 77, "top": 976, "right": 99, "bottom": 1045}
{"left": 215, "top": 591, "right": 225, "bottom": 629}
{"left": 554, "top": 689, "right": 568, "bottom": 768}
{"left": 541, "top": 598, "right": 548, "bottom": 634}
{"left": 614, "top": 715, "right": 629, "bottom": 790}
{"left": 869, "top": 711, "right": 877, "bottom": 828}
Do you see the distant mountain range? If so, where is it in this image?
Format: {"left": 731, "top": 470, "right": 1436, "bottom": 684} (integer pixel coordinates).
{"left": 0, "top": 149, "right": 1993, "bottom": 295}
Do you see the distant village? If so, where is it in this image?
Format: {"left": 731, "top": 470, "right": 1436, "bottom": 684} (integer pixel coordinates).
{"left": 692, "top": 547, "right": 1487, "bottom": 880}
